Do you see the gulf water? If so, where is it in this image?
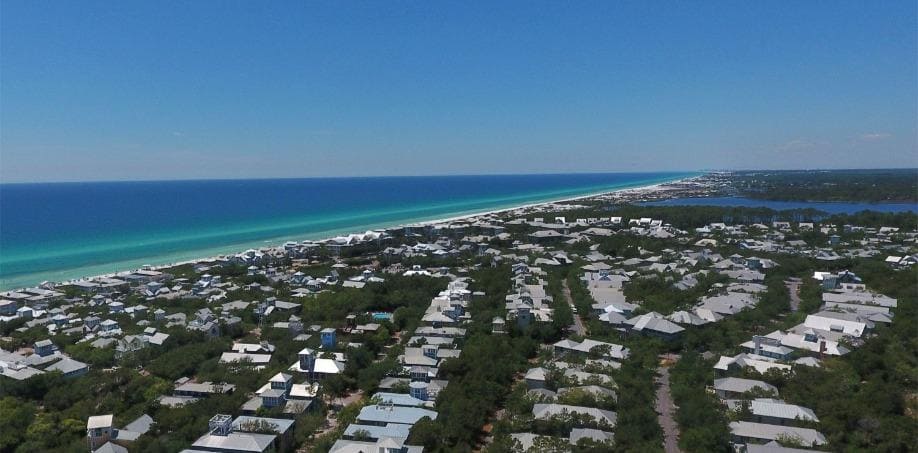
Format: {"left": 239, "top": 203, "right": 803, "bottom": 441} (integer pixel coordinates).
{"left": 0, "top": 172, "right": 695, "bottom": 289}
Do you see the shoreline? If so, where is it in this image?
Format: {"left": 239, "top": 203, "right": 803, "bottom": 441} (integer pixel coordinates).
{"left": 409, "top": 182, "right": 672, "bottom": 226}
{"left": 1, "top": 174, "right": 704, "bottom": 291}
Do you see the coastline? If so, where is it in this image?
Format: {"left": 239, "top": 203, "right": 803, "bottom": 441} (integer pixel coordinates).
{"left": 1, "top": 174, "right": 702, "bottom": 290}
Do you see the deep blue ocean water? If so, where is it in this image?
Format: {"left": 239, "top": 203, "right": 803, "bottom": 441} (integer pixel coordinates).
{"left": 642, "top": 196, "right": 918, "bottom": 214}
{"left": 0, "top": 172, "right": 695, "bottom": 289}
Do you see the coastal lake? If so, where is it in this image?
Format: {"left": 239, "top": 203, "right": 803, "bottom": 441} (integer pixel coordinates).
{"left": 0, "top": 172, "right": 696, "bottom": 289}
{"left": 642, "top": 196, "right": 918, "bottom": 214}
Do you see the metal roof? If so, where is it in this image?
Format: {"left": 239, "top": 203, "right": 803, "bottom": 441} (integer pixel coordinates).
{"left": 192, "top": 432, "right": 276, "bottom": 452}
{"left": 87, "top": 414, "right": 113, "bottom": 429}
{"left": 730, "top": 421, "right": 827, "bottom": 446}
{"left": 357, "top": 405, "right": 438, "bottom": 425}
{"left": 750, "top": 399, "right": 819, "bottom": 423}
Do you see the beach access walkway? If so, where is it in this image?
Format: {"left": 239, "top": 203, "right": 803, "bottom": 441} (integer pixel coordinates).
{"left": 655, "top": 354, "right": 683, "bottom": 453}
{"left": 562, "top": 278, "right": 587, "bottom": 336}
{"left": 785, "top": 278, "right": 802, "bottom": 312}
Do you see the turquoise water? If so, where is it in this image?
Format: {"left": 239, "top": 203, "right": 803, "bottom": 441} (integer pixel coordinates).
{"left": 0, "top": 172, "right": 697, "bottom": 289}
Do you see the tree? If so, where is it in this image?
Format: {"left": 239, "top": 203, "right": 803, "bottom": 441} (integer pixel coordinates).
{"left": 670, "top": 352, "right": 731, "bottom": 453}
{"left": 529, "top": 435, "right": 570, "bottom": 453}
{"left": 0, "top": 397, "right": 35, "bottom": 451}
{"left": 406, "top": 417, "right": 442, "bottom": 449}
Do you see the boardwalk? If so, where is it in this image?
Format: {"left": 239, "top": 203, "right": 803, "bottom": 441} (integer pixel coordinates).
{"left": 562, "top": 278, "right": 587, "bottom": 336}
{"left": 655, "top": 354, "right": 683, "bottom": 453}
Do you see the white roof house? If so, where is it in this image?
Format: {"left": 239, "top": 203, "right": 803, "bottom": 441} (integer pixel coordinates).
{"left": 765, "top": 330, "right": 850, "bottom": 356}
{"left": 749, "top": 398, "right": 819, "bottom": 423}
{"left": 730, "top": 421, "right": 827, "bottom": 447}
{"left": 524, "top": 367, "right": 548, "bottom": 383}
{"left": 87, "top": 414, "right": 114, "bottom": 430}
{"left": 821, "top": 291, "right": 896, "bottom": 308}
{"left": 45, "top": 357, "right": 89, "bottom": 376}
{"left": 191, "top": 432, "right": 276, "bottom": 452}
{"left": 509, "top": 433, "right": 563, "bottom": 452}
{"left": 625, "top": 312, "right": 685, "bottom": 336}
{"left": 219, "top": 353, "right": 272, "bottom": 365}
{"left": 696, "top": 292, "right": 758, "bottom": 316}
{"left": 715, "top": 353, "right": 792, "bottom": 374}
{"left": 745, "top": 444, "right": 821, "bottom": 453}
{"left": 666, "top": 310, "right": 709, "bottom": 326}
{"left": 356, "top": 405, "right": 438, "bottom": 426}
{"left": 93, "top": 442, "right": 128, "bottom": 453}
{"left": 804, "top": 311, "right": 870, "bottom": 337}
{"left": 329, "top": 436, "right": 423, "bottom": 453}
{"left": 713, "top": 378, "right": 778, "bottom": 397}
{"left": 569, "top": 427, "right": 615, "bottom": 445}
{"left": 532, "top": 403, "right": 617, "bottom": 427}
{"left": 553, "top": 338, "right": 629, "bottom": 360}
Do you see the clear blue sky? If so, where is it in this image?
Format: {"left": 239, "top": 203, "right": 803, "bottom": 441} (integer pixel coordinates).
{"left": 1, "top": 1, "right": 916, "bottom": 182}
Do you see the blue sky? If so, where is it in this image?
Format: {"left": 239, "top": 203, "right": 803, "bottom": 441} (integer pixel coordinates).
{"left": 1, "top": 1, "right": 916, "bottom": 182}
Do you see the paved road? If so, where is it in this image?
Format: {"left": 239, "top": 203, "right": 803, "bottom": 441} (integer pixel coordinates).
{"left": 562, "top": 279, "right": 587, "bottom": 336}
{"left": 785, "top": 279, "right": 801, "bottom": 312}
{"left": 655, "top": 354, "right": 683, "bottom": 453}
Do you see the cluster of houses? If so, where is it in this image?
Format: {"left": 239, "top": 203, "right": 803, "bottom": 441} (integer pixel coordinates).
{"left": 513, "top": 215, "right": 681, "bottom": 246}
{"left": 716, "top": 270, "right": 896, "bottom": 376}
{"left": 0, "top": 286, "right": 66, "bottom": 319}
{"left": 0, "top": 280, "right": 154, "bottom": 383}
{"left": 692, "top": 220, "right": 914, "bottom": 261}
{"left": 2, "top": 263, "right": 358, "bottom": 453}
{"left": 0, "top": 269, "right": 199, "bottom": 376}
{"left": 328, "top": 275, "right": 478, "bottom": 452}
{"left": 86, "top": 413, "right": 156, "bottom": 453}
{"left": 710, "top": 377, "right": 826, "bottom": 448}
{"left": 498, "top": 263, "right": 554, "bottom": 332}
{"left": 0, "top": 337, "right": 89, "bottom": 380}
{"left": 158, "top": 377, "right": 237, "bottom": 407}
{"left": 708, "top": 273, "right": 898, "bottom": 450}
{"left": 578, "top": 249, "right": 776, "bottom": 339}
{"left": 166, "top": 301, "right": 413, "bottom": 452}
{"left": 504, "top": 336, "right": 628, "bottom": 450}
{"left": 182, "top": 370, "right": 318, "bottom": 450}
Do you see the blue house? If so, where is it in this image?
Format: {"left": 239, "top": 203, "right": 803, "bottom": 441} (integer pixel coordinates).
{"left": 320, "top": 328, "right": 337, "bottom": 348}
{"left": 34, "top": 339, "right": 56, "bottom": 357}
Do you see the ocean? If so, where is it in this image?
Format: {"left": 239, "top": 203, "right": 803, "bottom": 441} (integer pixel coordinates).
{"left": 0, "top": 172, "right": 695, "bottom": 289}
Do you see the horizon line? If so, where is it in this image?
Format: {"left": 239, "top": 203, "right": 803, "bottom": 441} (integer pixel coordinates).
{"left": 1, "top": 166, "right": 915, "bottom": 185}
{"left": 0, "top": 169, "right": 704, "bottom": 186}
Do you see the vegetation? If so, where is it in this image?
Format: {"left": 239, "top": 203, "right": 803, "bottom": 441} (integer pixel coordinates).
{"left": 773, "top": 263, "right": 918, "bottom": 451}
{"left": 410, "top": 334, "right": 534, "bottom": 451}
{"left": 408, "top": 266, "right": 539, "bottom": 452}
{"left": 623, "top": 271, "right": 726, "bottom": 315}
{"left": 669, "top": 352, "right": 731, "bottom": 452}
{"left": 732, "top": 169, "right": 918, "bottom": 202}
{"left": 610, "top": 340, "right": 664, "bottom": 452}
{"left": 1, "top": 368, "right": 170, "bottom": 452}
